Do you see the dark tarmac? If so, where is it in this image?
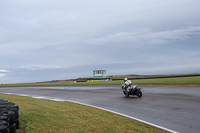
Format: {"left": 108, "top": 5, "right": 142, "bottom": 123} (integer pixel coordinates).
{"left": 0, "top": 86, "right": 200, "bottom": 133}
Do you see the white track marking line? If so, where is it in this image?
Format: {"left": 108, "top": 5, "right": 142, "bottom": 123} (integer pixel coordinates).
{"left": 3, "top": 93, "right": 178, "bottom": 133}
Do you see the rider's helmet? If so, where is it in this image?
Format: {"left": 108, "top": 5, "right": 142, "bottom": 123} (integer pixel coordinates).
{"left": 124, "top": 78, "right": 128, "bottom": 82}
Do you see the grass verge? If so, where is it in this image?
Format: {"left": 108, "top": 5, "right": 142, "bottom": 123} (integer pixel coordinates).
{"left": 0, "top": 93, "right": 167, "bottom": 133}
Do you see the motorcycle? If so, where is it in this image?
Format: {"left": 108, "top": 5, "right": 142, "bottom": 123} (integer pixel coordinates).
{"left": 121, "top": 84, "right": 142, "bottom": 97}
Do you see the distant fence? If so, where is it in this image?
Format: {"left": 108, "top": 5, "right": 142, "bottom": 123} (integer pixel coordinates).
{"left": 76, "top": 78, "right": 111, "bottom": 82}
{"left": 111, "top": 74, "right": 200, "bottom": 81}
{"left": 75, "top": 74, "right": 200, "bottom": 82}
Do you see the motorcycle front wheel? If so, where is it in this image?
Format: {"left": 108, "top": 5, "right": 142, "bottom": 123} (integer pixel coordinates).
{"left": 136, "top": 90, "right": 142, "bottom": 97}
{"left": 123, "top": 91, "right": 129, "bottom": 97}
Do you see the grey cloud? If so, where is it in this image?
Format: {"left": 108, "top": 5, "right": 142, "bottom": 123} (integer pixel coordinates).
{"left": 86, "top": 26, "right": 200, "bottom": 47}
{"left": 0, "top": 0, "right": 200, "bottom": 83}
{"left": 0, "top": 70, "right": 10, "bottom": 78}
{"left": 0, "top": 70, "right": 10, "bottom": 73}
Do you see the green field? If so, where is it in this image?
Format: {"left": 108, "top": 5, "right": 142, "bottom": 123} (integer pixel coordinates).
{"left": 1, "top": 75, "right": 200, "bottom": 87}
{"left": 0, "top": 94, "right": 167, "bottom": 133}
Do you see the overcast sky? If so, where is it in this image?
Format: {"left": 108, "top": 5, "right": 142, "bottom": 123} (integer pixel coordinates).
{"left": 0, "top": 0, "right": 200, "bottom": 83}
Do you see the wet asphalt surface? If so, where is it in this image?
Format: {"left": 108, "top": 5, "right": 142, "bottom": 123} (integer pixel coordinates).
{"left": 0, "top": 86, "right": 200, "bottom": 133}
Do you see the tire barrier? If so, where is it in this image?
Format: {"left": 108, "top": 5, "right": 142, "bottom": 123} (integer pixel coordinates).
{"left": 0, "top": 99, "right": 19, "bottom": 133}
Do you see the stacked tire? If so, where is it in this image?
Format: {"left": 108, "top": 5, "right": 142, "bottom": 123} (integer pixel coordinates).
{"left": 0, "top": 99, "right": 19, "bottom": 133}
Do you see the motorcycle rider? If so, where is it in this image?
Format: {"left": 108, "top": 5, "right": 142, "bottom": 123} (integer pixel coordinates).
{"left": 122, "top": 78, "right": 133, "bottom": 93}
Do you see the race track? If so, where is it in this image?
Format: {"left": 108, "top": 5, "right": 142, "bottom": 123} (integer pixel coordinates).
{"left": 0, "top": 86, "right": 200, "bottom": 133}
